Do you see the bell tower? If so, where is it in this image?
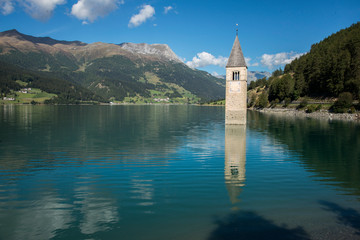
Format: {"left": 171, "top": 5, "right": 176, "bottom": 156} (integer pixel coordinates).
{"left": 225, "top": 30, "right": 247, "bottom": 125}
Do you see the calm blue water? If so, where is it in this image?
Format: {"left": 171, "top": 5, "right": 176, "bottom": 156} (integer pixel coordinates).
{"left": 0, "top": 105, "right": 359, "bottom": 240}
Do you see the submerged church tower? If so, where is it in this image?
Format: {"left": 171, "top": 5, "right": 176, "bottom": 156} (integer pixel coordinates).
{"left": 225, "top": 31, "right": 247, "bottom": 125}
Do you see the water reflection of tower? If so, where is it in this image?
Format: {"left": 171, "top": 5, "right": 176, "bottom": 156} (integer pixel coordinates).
{"left": 225, "top": 125, "right": 246, "bottom": 204}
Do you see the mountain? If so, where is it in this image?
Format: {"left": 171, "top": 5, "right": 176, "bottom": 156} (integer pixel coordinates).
{"left": 214, "top": 71, "right": 271, "bottom": 83}
{"left": 0, "top": 29, "right": 224, "bottom": 103}
{"left": 284, "top": 22, "right": 360, "bottom": 98}
{"left": 0, "top": 29, "right": 86, "bottom": 47}
{"left": 0, "top": 60, "right": 105, "bottom": 104}
{"left": 119, "top": 42, "right": 182, "bottom": 63}
{"left": 247, "top": 71, "right": 271, "bottom": 82}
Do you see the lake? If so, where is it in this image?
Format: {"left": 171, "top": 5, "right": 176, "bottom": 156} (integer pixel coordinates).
{"left": 0, "top": 105, "right": 359, "bottom": 240}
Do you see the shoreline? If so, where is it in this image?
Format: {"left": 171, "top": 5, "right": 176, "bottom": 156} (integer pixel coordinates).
{"left": 1, "top": 103, "right": 359, "bottom": 122}
{"left": 252, "top": 108, "right": 360, "bottom": 122}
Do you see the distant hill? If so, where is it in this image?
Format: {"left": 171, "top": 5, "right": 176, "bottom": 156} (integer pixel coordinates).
{"left": 214, "top": 71, "right": 271, "bottom": 83}
{"left": 0, "top": 29, "right": 224, "bottom": 103}
{"left": 248, "top": 71, "right": 271, "bottom": 82}
{"left": 284, "top": 22, "right": 360, "bottom": 98}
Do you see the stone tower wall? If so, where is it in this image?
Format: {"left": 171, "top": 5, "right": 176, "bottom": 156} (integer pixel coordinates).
{"left": 225, "top": 66, "right": 247, "bottom": 125}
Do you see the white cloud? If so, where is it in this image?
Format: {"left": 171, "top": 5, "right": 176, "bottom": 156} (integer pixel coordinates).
{"left": 212, "top": 72, "right": 225, "bottom": 79}
{"left": 212, "top": 71, "right": 219, "bottom": 77}
{"left": 37, "top": 26, "right": 66, "bottom": 36}
{"left": 71, "top": 0, "right": 122, "bottom": 23}
{"left": 128, "top": 4, "right": 155, "bottom": 28}
{"left": 186, "top": 52, "right": 228, "bottom": 69}
{"left": 178, "top": 56, "right": 186, "bottom": 62}
{"left": 186, "top": 51, "right": 305, "bottom": 71}
{"left": 0, "top": 0, "right": 122, "bottom": 21}
{"left": 20, "top": 0, "right": 66, "bottom": 21}
{"left": 164, "top": 6, "right": 172, "bottom": 14}
{"left": 245, "top": 57, "right": 259, "bottom": 67}
{"left": 260, "top": 51, "right": 305, "bottom": 69}
{"left": 0, "top": 0, "right": 14, "bottom": 15}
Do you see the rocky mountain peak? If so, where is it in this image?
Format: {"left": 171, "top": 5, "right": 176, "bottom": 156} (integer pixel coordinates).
{"left": 119, "top": 42, "right": 182, "bottom": 63}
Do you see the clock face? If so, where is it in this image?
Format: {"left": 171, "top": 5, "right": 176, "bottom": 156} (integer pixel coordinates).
{"left": 229, "top": 81, "right": 241, "bottom": 93}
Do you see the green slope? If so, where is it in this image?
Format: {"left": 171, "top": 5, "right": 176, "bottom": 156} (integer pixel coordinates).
{"left": 0, "top": 61, "right": 105, "bottom": 104}
{"left": 0, "top": 31, "right": 225, "bottom": 103}
{"left": 284, "top": 22, "right": 360, "bottom": 98}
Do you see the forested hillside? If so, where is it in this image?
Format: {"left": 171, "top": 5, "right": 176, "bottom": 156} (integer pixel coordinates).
{"left": 248, "top": 23, "right": 360, "bottom": 111}
{"left": 284, "top": 22, "right": 360, "bottom": 98}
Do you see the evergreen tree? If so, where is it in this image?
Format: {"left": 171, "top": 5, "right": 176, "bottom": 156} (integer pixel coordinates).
{"left": 284, "top": 22, "right": 360, "bottom": 99}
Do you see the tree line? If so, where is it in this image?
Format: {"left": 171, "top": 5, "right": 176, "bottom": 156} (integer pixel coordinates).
{"left": 248, "top": 22, "right": 360, "bottom": 113}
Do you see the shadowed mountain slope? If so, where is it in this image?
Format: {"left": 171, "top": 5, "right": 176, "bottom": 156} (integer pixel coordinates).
{"left": 0, "top": 29, "right": 224, "bottom": 102}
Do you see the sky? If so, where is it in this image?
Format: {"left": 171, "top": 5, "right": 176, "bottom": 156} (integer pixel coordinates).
{"left": 0, "top": 0, "right": 359, "bottom": 76}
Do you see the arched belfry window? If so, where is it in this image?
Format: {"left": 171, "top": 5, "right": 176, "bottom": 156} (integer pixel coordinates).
{"left": 233, "top": 71, "right": 240, "bottom": 81}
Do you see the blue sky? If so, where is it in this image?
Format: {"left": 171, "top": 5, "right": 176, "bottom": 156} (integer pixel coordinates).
{"left": 0, "top": 0, "right": 359, "bottom": 75}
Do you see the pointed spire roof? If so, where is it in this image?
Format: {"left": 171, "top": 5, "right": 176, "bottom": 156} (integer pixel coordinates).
{"left": 226, "top": 34, "right": 247, "bottom": 68}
